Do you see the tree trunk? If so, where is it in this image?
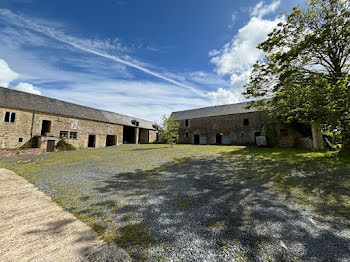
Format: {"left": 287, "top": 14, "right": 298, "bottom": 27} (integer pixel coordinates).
{"left": 339, "top": 126, "right": 350, "bottom": 156}
{"left": 311, "top": 122, "right": 324, "bottom": 150}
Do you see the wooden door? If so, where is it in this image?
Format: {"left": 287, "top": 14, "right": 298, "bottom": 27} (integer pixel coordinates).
{"left": 47, "top": 140, "right": 55, "bottom": 152}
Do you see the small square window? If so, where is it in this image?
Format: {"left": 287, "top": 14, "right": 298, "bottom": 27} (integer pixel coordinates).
{"left": 243, "top": 119, "right": 249, "bottom": 126}
{"left": 185, "top": 132, "right": 189, "bottom": 138}
{"left": 69, "top": 132, "right": 78, "bottom": 140}
{"left": 185, "top": 119, "right": 189, "bottom": 127}
{"left": 60, "top": 131, "right": 69, "bottom": 139}
{"left": 18, "top": 138, "right": 23, "bottom": 143}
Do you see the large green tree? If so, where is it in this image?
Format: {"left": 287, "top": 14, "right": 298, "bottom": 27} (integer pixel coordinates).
{"left": 244, "top": 0, "right": 350, "bottom": 153}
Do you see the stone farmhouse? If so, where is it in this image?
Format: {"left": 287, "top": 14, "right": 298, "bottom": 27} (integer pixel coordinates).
{"left": 0, "top": 87, "right": 158, "bottom": 152}
{"left": 171, "top": 102, "right": 324, "bottom": 149}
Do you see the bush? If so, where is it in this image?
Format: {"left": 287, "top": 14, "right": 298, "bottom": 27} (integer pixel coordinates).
{"left": 56, "top": 139, "right": 76, "bottom": 151}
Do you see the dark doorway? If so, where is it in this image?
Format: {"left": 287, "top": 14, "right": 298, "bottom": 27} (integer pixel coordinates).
{"left": 254, "top": 132, "right": 261, "bottom": 137}
{"left": 216, "top": 133, "right": 223, "bottom": 144}
{"left": 46, "top": 140, "right": 55, "bottom": 152}
{"left": 88, "top": 135, "right": 96, "bottom": 147}
{"left": 106, "top": 135, "right": 117, "bottom": 146}
{"left": 194, "top": 134, "right": 200, "bottom": 145}
{"left": 41, "top": 120, "right": 51, "bottom": 136}
{"left": 123, "top": 126, "right": 135, "bottom": 144}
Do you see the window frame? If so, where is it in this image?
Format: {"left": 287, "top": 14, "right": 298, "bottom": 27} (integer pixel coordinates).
{"left": 4, "top": 111, "right": 16, "bottom": 123}
{"left": 243, "top": 118, "right": 249, "bottom": 126}
{"left": 59, "top": 131, "right": 69, "bottom": 139}
{"left": 69, "top": 131, "right": 78, "bottom": 140}
{"left": 185, "top": 119, "right": 189, "bottom": 127}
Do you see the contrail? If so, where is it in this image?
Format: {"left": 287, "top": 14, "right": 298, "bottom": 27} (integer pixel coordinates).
{"left": 0, "top": 9, "right": 206, "bottom": 97}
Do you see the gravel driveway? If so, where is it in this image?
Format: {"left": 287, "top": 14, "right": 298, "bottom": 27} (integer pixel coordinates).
{"left": 1, "top": 144, "right": 349, "bottom": 261}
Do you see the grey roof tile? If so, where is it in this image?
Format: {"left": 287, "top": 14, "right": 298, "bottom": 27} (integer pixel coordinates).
{"left": 171, "top": 101, "right": 258, "bottom": 120}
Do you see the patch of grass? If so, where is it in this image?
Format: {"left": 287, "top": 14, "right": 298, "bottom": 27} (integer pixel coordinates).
{"left": 174, "top": 197, "right": 189, "bottom": 208}
{"left": 113, "top": 223, "right": 155, "bottom": 249}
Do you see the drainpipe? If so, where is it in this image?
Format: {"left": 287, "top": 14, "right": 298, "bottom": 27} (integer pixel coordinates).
{"left": 30, "top": 111, "right": 35, "bottom": 148}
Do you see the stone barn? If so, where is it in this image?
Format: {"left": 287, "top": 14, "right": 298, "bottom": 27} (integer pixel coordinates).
{"left": 171, "top": 102, "right": 323, "bottom": 149}
{"left": 0, "top": 87, "right": 158, "bottom": 151}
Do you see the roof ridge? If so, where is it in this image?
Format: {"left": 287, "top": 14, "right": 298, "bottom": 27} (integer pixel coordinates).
{"left": 0, "top": 86, "right": 155, "bottom": 124}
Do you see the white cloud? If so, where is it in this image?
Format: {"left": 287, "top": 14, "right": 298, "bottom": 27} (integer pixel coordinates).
{"left": 13, "top": 82, "right": 41, "bottom": 95}
{"left": 251, "top": 1, "right": 280, "bottom": 18}
{"left": 207, "top": 87, "right": 244, "bottom": 105}
{"left": 208, "top": 1, "right": 283, "bottom": 105}
{"left": 0, "top": 59, "right": 19, "bottom": 87}
{"left": 0, "top": 58, "right": 41, "bottom": 95}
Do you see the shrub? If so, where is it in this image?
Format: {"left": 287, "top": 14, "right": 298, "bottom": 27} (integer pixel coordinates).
{"left": 56, "top": 138, "right": 76, "bottom": 151}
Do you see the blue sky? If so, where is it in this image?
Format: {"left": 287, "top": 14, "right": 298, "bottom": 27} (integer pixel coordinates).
{"left": 0, "top": 0, "right": 302, "bottom": 122}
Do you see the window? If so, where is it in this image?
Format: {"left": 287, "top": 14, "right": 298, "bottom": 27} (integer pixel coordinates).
{"left": 185, "top": 132, "right": 189, "bottom": 138}
{"left": 60, "top": 131, "right": 69, "bottom": 139}
{"left": 243, "top": 119, "right": 249, "bottom": 126}
{"left": 131, "top": 120, "right": 139, "bottom": 126}
{"left": 18, "top": 138, "right": 23, "bottom": 143}
{"left": 69, "top": 132, "right": 78, "bottom": 140}
{"left": 185, "top": 119, "right": 189, "bottom": 127}
{"left": 4, "top": 112, "right": 16, "bottom": 123}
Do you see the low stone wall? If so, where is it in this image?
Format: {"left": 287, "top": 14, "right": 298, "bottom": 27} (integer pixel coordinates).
{"left": 0, "top": 148, "right": 44, "bottom": 158}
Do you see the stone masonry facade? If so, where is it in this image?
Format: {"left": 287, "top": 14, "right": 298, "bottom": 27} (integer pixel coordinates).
{"left": 177, "top": 111, "right": 266, "bottom": 145}
{"left": 0, "top": 106, "right": 157, "bottom": 150}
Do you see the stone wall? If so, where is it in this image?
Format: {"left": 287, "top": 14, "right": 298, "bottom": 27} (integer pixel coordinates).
{"left": 0, "top": 107, "right": 124, "bottom": 149}
{"left": 0, "top": 107, "right": 33, "bottom": 149}
{"left": 149, "top": 130, "right": 158, "bottom": 143}
{"left": 177, "top": 111, "right": 266, "bottom": 145}
{"left": 31, "top": 112, "right": 123, "bottom": 149}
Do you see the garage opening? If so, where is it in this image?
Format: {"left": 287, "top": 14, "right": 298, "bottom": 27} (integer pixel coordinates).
{"left": 194, "top": 134, "right": 200, "bottom": 145}
{"left": 216, "top": 133, "right": 223, "bottom": 144}
{"left": 123, "top": 126, "right": 135, "bottom": 144}
{"left": 88, "top": 135, "right": 96, "bottom": 147}
{"left": 41, "top": 120, "right": 51, "bottom": 136}
{"left": 106, "top": 135, "right": 117, "bottom": 146}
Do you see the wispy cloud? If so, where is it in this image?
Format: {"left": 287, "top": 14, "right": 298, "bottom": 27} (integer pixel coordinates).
{"left": 0, "top": 9, "right": 205, "bottom": 97}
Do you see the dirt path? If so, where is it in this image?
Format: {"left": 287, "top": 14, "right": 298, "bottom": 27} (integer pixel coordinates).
{"left": 0, "top": 168, "right": 129, "bottom": 262}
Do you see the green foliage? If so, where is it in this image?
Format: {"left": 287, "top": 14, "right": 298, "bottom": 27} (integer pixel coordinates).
{"left": 56, "top": 138, "right": 76, "bottom": 151}
{"left": 244, "top": 0, "right": 350, "bottom": 152}
{"left": 159, "top": 115, "right": 179, "bottom": 147}
{"left": 264, "top": 121, "right": 278, "bottom": 147}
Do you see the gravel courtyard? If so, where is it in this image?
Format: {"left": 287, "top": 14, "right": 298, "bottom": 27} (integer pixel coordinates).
{"left": 1, "top": 144, "right": 349, "bottom": 262}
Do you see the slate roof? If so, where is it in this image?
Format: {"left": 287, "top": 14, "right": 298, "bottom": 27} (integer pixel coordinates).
{"left": 0, "top": 87, "right": 157, "bottom": 130}
{"left": 171, "top": 101, "right": 258, "bottom": 120}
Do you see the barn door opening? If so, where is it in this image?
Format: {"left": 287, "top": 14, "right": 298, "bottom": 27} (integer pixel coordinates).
{"left": 106, "top": 135, "right": 117, "bottom": 146}
{"left": 194, "top": 134, "right": 200, "bottom": 145}
{"left": 41, "top": 120, "right": 51, "bottom": 136}
{"left": 88, "top": 135, "right": 96, "bottom": 148}
{"left": 216, "top": 133, "right": 223, "bottom": 145}
{"left": 123, "top": 126, "right": 135, "bottom": 144}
